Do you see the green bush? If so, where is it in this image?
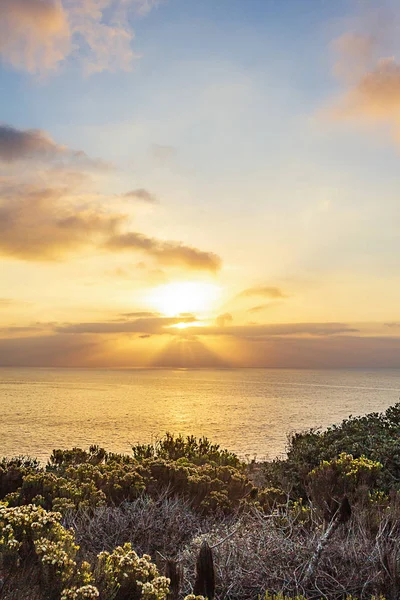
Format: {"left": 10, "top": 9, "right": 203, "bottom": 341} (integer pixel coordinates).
{"left": 308, "top": 453, "right": 382, "bottom": 518}
{"left": 263, "top": 403, "right": 400, "bottom": 498}
{"left": 132, "top": 433, "right": 242, "bottom": 468}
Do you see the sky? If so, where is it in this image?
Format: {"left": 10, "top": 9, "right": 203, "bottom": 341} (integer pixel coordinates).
{"left": 1, "top": 0, "right": 400, "bottom": 368}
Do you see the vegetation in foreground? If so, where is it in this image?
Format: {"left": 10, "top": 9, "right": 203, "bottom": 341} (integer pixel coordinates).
{"left": 2, "top": 405, "right": 400, "bottom": 599}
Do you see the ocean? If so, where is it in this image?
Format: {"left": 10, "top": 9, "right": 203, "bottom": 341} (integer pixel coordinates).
{"left": 1, "top": 367, "right": 400, "bottom": 463}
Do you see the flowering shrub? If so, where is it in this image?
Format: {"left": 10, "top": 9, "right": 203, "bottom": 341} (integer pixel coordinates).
{"left": 96, "top": 543, "right": 170, "bottom": 600}
{"left": 61, "top": 585, "right": 100, "bottom": 600}
{"left": 0, "top": 503, "right": 83, "bottom": 599}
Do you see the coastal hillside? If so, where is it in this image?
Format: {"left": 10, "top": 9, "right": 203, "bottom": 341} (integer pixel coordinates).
{"left": 1, "top": 405, "right": 400, "bottom": 599}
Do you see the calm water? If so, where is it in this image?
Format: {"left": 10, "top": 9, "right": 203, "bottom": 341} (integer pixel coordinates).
{"left": 1, "top": 368, "right": 400, "bottom": 463}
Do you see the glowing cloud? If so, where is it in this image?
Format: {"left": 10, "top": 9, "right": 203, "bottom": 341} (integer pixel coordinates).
{"left": 0, "top": 0, "right": 161, "bottom": 75}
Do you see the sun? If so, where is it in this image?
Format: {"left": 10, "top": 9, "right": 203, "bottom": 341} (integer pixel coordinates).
{"left": 148, "top": 281, "right": 221, "bottom": 317}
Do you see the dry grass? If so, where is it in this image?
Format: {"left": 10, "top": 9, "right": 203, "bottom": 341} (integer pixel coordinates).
{"left": 179, "top": 504, "right": 400, "bottom": 600}
{"left": 65, "top": 492, "right": 212, "bottom": 562}
{"left": 65, "top": 493, "right": 400, "bottom": 600}
{"left": 5, "top": 494, "right": 399, "bottom": 599}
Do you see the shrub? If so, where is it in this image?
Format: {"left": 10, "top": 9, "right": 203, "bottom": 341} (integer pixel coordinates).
{"left": 263, "top": 403, "right": 400, "bottom": 498}
{"left": 308, "top": 453, "right": 382, "bottom": 518}
{"left": 132, "top": 434, "right": 242, "bottom": 468}
{"left": 95, "top": 543, "right": 170, "bottom": 600}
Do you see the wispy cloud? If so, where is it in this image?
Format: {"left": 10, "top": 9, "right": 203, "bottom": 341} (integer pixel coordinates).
{"left": 189, "top": 322, "right": 359, "bottom": 339}
{"left": 105, "top": 232, "right": 222, "bottom": 271}
{"left": 247, "top": 304, "right": 277, "bottom": 314}
{"left": 238, "top": 286, "right": 287, "bottom": 299}
{"left": 122, "top": 189, "right": 158, "bottom": 204}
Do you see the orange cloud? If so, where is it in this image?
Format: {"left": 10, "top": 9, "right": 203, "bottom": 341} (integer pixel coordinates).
{"left": 0, "top": 0, "right": 160, "bottom": 75}
{"left": 328, "top": 31, "right": 400, "bottom": 139}
{"left": 0, "top": 0, "right": 71, "bottom": 73}
{"left": 0, "top": 185, "right": 124, "bottom": 260}
{"left": 0, "top": 183, "right": 221, "bottom": 270}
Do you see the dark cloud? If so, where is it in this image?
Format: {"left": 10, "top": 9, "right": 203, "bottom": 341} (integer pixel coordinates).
{"left": 56, "top": 315, "right": 197, "bottom": 335}
{"left": 0, "top": 124, "right": 67, "bottom": 163}
{"left": 105, "top": 232, "right": 222, "bottom": 271}
{"left": 122, "top": 189, "right": 158, "bottom": 204}
{"left": 0, "top": 325, "right": 44, "bottom": 335}
{"left": 238, "top": 286, "right": 287, "bottom": 299}
{"left": 1, "top": 332, "right": 400, "bottom": 368}
{"left": 0, "top": 124, "right": 108, "bottom": 168}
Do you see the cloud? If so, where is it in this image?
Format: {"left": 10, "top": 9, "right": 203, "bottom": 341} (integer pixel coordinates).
{"left": 215, "top": 313, "right": 233, "bottom": 327}
{"left": 0, "top": 124, "right": 109, "bottom": 171}
{"left": 56, "top": 315, "right": 197, "bottom": 334}
{"left": 238, "top": 286, "right": 287, "bottom": 299}
{"left": 186, "top": 322, "right": 359, "bottom": 338}
{"left": 0, "top": 127, "right": 220, "bottom": 270}
{"left": 332, "top": 33, "right": 376, "bottom": 82}
{"left": 0, "top": 185, "right": 124, "bottom": 260}
{"left": 0, "top": 183, "right": 220, "bottom": 269}
{"left": 0, "top": 142, "right": 220, "bottom": 269}
{"left": 331, "top": 57, "right": 400, "bottom": 124}
{"left": 120, "top": 311, "right": 160, "bottom": 318}
{"left": 0, "top": 0, "right": 161, "bottom": 75}
{"left": 2, "top": 331, "right": 400, "bottom": 368}
{"left": 122, "top": 189, "right": 158, "bottom": 204}
{"left": 328, "top": 31, "right": 400, "bottom": 140}
{"left": 247, "top": 304, "right": 276, "bottom": 314}
{"left": 105, "top": 232, "right": 222, "bottom": 271}
{"left": 0, "top": 124, "right": 70, "bottom": 163}
{"left": 0, "top": 0, "right": 71, "bottom": 73}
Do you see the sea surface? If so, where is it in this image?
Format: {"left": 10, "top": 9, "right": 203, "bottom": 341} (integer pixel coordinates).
{"left": 1, "top": 368, "right": 400, "bottom": 463}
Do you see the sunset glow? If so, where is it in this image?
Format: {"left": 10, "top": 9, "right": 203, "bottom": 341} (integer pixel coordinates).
{"left": 149, "top": 282, "right": 221, "bottom": 317}
{"left": 1, "top": 0, "right": 400, "bottom": 368}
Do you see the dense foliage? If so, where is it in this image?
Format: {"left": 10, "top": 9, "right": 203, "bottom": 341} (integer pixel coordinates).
{"left": 263, "top": 403, "right": 400, "bottom": 498}
{"left": 2, "top": 407, "right": 400, "bottom": 599}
